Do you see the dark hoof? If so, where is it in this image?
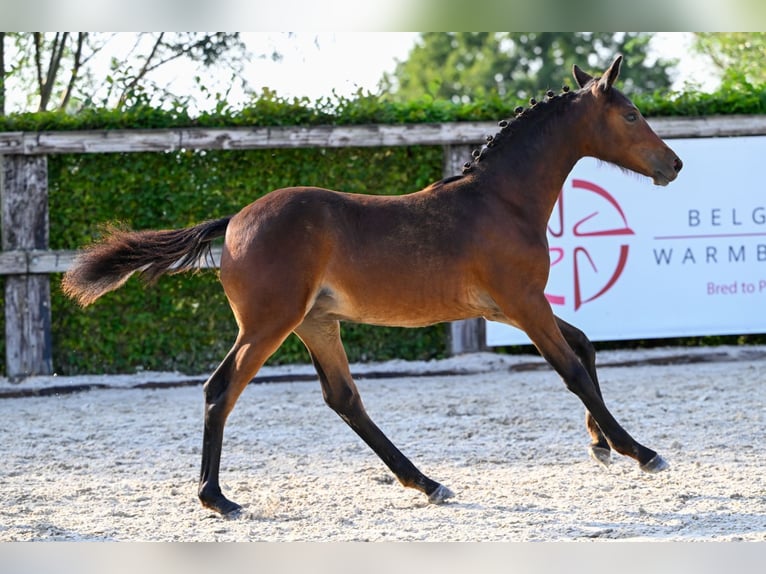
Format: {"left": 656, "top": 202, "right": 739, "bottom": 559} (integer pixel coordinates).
{"left": 427, "top": 484, "right": 455, "bottom": 504}
{"left": 640, "top": 453, "right": 669, "bottom": 473}
{"left": 588, "top": 445, "right": 612, "bottom": 468}
{"left": 200, "top": 489, "right": 243, "bottom": 517}
{"left": 221, "top": 504, "right": 245, "bottom": 519}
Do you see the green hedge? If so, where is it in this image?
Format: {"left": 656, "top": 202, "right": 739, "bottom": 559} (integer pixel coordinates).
{"left": 1, "top": 75, "right": 765, "bottom": 134}
{"left": 45, "top": 145, "right": 445, "bottom": 375}
{"left": 2, "top": 81, "right": 766, "bottom": 375}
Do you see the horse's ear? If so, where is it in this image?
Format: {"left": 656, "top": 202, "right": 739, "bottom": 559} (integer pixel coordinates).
{"left": 597, "top": 55, "right": 623, "bottom": 93}
{"left": 573, "top": 64, "right": 592, "bottom": 88}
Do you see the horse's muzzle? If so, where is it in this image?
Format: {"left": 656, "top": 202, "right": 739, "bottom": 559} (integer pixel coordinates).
{"left": 652, "top": 153, "right": 683, "bottom": 186}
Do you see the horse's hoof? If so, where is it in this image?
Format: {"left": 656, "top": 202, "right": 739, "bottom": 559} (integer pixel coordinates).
{"left": 428, "top": 484, "right": 455, "bottom": 504}
{"left": 639, "top": 453, "right": 669, "bottom": 473}
{"left": 222, "top": 503, "right": 245, "bottom": 519}
{"left": 589, "top": 445, "right": 612, "bottom": 468}
{"left": 200, "top": 490, "right": 244, "bottom": 517}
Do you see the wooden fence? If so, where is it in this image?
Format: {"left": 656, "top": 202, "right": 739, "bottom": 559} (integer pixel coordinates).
{"left": 2, "top": 115, "right": 766, "bottom": 379}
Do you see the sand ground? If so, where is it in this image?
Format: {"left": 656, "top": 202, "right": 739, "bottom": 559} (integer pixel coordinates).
{"left": 1, "top": 346, "right": 764, "bottom": 542}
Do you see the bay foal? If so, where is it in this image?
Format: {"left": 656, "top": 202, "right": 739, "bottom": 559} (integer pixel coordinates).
{"left": 63, "top": 56, "right": 682, "bottom": 516}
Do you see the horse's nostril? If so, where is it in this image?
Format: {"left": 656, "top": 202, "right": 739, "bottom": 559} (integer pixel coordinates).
{"left": 674, "top": 157, "right": 683, "bottom": 172}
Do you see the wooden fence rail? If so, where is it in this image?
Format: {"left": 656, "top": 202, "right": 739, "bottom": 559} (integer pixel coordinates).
{"left": 2, "top": 116, "right": 765, "bottom": 379}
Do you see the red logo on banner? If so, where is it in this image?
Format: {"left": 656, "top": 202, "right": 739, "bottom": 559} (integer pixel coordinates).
{"left": 546, "top": 179, "right": 634, "bottom": 310}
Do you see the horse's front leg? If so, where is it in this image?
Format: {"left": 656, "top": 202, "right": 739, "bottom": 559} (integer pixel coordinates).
{"left": 555, "top": 316, "right": 612, "bottom": 468}
{"left": 498, "top": 292, "right": 667, "bottom": 472}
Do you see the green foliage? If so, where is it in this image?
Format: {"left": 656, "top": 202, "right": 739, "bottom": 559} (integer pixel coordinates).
{"left": 692, "top": 33, "right": 766, "bottom": 86}
{"left": 2, "top": 74, "right": 765, "bottom": 137}
{"left": 380, "top": 33, "right": 676, "bottom": 103}
{"left": 2, "top": 85, "right": 765, "bottom": 375}
{"left": 46, "top": 141, "right": 444, "bottom": 375}
{"left": 636, "top": 74, "right": 766, "bottom": 117}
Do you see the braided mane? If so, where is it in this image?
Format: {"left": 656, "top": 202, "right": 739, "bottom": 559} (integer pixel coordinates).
{"left": 461, "top": 84, "right": 578, "bottom": 175}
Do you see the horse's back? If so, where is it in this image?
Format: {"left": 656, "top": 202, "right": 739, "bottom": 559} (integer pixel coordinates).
{"left": 226, "top": 183, "right": 473, "bottom": 259}
{"left": 221, "top": 184, "right": 491, "bottom": 327}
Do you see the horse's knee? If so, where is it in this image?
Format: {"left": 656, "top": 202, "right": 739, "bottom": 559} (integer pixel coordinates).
{"left": 557, "top": 319, "right": 597, "bottom": 368}
{"left": 578, "top": 334, "right": 596, "bottom": 363}
{"left": 560, "top": 361, "right": 596, "bottom": 398}
{"left": 569, "top": 329, "right": 596, "bottom": 366}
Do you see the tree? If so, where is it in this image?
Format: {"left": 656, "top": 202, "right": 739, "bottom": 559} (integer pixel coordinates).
{"left": 692, "top": 33, "right": 766, "bottom": 85}
{"left": 380, "top": 33, "right": 676, "bottom": 103}
{"left": 0, "top": 33, "right": 249, "bottom": 115}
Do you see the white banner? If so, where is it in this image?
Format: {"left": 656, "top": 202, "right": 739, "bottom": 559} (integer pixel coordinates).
{"left": 486, "top": 135, "right": 766, "bottom": 346}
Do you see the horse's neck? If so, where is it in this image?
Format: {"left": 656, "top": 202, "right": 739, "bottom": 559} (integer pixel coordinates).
{"left": 475, "top": 112, "right": 586, "bottom": 229}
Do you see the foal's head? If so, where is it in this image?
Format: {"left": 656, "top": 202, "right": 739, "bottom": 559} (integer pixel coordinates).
{"left": 574, "top": 55, "right": 683, "bottom": 186}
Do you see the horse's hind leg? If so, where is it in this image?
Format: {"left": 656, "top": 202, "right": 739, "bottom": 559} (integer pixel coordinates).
{"left": 294, "top": 316, "right": 454, "bottom": 504}
{"left": 555, "top": 316, "right": 611, "bottom": 467}
{"left": 198, "top": 328, "right": 292, "bottom": 516}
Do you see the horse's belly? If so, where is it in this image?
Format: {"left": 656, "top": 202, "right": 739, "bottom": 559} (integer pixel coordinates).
{"left": 307, "top": 282, "right": 493, "bottom": 328}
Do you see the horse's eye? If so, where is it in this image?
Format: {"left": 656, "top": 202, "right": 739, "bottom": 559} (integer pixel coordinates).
{"left": 625, "top": 112, "right": 638, "bottom": 123}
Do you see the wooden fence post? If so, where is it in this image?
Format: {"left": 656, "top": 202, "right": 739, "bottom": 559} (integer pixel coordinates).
{"left": 443, "top": 144, "right": 486, "bottom": 355}
{"left": 1, "top": 154, "right": 53, "bottom": 379}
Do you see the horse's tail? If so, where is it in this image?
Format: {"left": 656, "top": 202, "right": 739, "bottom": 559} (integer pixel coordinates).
{"left": 61, "top": 216, "right": 232, "bottom": 307}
